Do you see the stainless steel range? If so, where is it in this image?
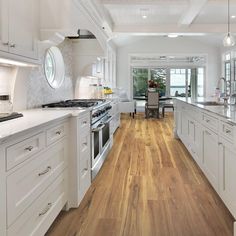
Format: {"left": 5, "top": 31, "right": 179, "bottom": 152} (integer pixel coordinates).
{"left": 42, "top": 99, "right": 112, "bottom": 180}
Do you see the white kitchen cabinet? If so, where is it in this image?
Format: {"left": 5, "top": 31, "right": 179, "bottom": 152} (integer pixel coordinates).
{"left": 181, "top": 110, "right": 189, "bottom": 142}
{"left": 0, "top": 0, "right": 8, "bottom": 52}
{"left": 0, "top": 0, "right": 38, "bottom": 60}
{"left": 0, "top": 119, "right": 69, "bottom": 236}
{"left": 219, "top": 138, "right": 236, "bottom": 219}
{"left": 68, "top": 112, "right": 91, "bottom": 208}
{"left": 202, "top": 128, "right": 219, "bottom": 191}
{"left": 188, "top": 117, "right": 203, "bottom": 167}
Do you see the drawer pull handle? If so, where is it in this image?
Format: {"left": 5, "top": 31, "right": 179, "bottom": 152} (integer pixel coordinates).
{"left": 2, "top": 42, "right": 9, "bottom": 46}
{"left": 56, "top": 131, "right": 62, "bottom": 135}
{"left": 218, "top": 142, "right": 223, "bottom": 146}
{"left": 206, "top": 119, "right": 210, "bottom": 123}
{"left": 226, "top": 129, "right": 231, "bottom": 134}
{"left": 38, "top": 203, "right": 52, "bottom": 216}
{"left": 25, "top": 146, "right": 34, "bottom": 152}
{"left": 83, "top": 121, "right": 87, "bottom": 125}
{"left": 38, "top": 166, "right": 51, "bottom": 176}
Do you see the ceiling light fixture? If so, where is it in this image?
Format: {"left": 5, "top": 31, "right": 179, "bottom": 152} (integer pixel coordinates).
{"left": 140, "top": 9, "right": 149, "bottom": 19}
{"left": 223, "top": 0, "right": 235, "bottom": 47}
{"left": 167, "top": 34, "right": 179, "bottom": 38}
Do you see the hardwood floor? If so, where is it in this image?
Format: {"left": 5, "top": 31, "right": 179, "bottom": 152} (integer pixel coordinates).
{"left": 46, "top": 113, "right": 234, "bottom": 236}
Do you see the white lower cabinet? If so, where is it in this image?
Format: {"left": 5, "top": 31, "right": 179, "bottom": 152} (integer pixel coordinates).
{"left": 219, "top": 138, "right": 236, "bottom": 219}
{"left": 202, "top": 128, "right": 219, "bottom": 191}
{"left": 0, "top": 119, "right": 69, "bottom": 236}
{"left": 68, "top": 112, "right": 91, "bottom": 208}
{"left": 7, "top": 171, "right": 67, "bottom": 236}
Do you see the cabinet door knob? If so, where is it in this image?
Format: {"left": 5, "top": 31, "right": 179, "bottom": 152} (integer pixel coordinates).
{"left": 9, "top": 43, "right": 16, "bottom": 48}
{"left": 56, "top": 131, "right": 62, "bottom": 135}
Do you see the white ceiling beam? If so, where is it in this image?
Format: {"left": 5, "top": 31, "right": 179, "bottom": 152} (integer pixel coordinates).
{"left": 113, "top": 24, "right": 236, "bottom": 34}
{"left": 178, "top": 0, "right": 208, "bottom": 26}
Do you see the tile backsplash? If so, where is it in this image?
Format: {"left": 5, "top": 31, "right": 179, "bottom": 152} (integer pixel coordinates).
{"left": 27, "top": 39, "right": 74, "bottom": 109}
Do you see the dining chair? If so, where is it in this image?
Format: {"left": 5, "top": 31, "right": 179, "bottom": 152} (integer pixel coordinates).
{"left": 145, "top": 91, "right": 159, "bottom": 118}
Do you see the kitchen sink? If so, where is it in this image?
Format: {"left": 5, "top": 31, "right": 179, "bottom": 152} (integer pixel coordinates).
{"left": 195, "top": 101, "right": 225, "bottom": 106}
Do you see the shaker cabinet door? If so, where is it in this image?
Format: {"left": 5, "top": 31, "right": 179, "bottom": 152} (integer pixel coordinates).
{"left": 0, "top": 0, "right": 9, "bottom": 52}
{"left": 219, "top": 140, "right": 236, "bottom": 218}
{"left": 8, "top": 0, "right": 38, "bottom": 59}
{"left": 202, "top": 128, "right": 219, "bottom": 191}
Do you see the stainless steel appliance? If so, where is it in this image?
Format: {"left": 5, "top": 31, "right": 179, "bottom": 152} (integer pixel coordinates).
{"left": 42, "top": 99, "right": 112, "bottom": 180}
{"left": 91, "top": 106, "right": 112, "bottom": 179}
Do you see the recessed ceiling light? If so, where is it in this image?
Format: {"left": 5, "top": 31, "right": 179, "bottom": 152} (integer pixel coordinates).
{"left": 140, "top": 9, "right": 149, "bottom": 19}
{"left": 167, "top": 34, "right": 179, "bottom": 38}
{"left": 232, "top": 15, "right": 236, "bottom": 19}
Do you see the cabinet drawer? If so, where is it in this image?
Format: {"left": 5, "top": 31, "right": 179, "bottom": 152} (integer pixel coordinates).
{"left": 6, "top": 132, "right": 45, "bottom": 171}
{"left": 219, "top": 121, "right": 235, "bottom": 142}
{"left": 202, "top": 113, "right": 218, "bottom": 132}
{"left": 46, "top": 122, "right": 67, "bottom": 146}
{"left": 7, "top": 171, "right": 67, "bottom": 236}
{"left": 78, "top": 113, "right": 90, "bottom": 134}
{"left": 7, "top": 140, "right": 67, "bottom": 227}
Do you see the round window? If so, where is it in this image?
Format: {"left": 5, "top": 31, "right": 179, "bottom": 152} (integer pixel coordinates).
{"left": 44, "top": 46, "right": 65, "bottom": 89}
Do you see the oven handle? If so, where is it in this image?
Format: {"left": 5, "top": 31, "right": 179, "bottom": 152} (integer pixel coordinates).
{"left": 102, "top": 116, "right": 113, "bottom": 124}
{"left": 92, "top": 124, "right": 105, "bottom": 132}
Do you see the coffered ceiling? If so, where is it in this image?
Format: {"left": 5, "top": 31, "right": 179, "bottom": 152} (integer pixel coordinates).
{"left": 79, "top": 0, "right": 236, "bottom": 37}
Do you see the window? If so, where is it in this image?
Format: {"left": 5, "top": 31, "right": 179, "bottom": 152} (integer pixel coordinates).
{"left": 150, "top": 68, "right": 167, "bottom": 96}
{"left": 44, "top": 46, "right": 65, "bottom": 89}
{"left": 170, "top": 69, "right": 187, "bottom": 97}
{"left": 132, "top": 67, "right": 205, "bottom": 99}
{"left": 132, "top": 68, "right": 148, "bottom": 99}
{"left": 225, "top": 61, "right": 231, "bottom": 95}
{"left": 197, "top": 68, "right": 204, "bottom": 97}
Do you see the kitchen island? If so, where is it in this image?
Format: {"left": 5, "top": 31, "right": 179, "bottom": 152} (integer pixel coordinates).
{"left": 174, "top": 98, "right": 236, "bottom": 236}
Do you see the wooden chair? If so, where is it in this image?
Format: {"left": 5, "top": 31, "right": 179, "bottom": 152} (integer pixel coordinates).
{"left": 145, "top": 91, "right": 159, "bottom": 118}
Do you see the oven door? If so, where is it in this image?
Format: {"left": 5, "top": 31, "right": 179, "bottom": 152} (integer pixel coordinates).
{"left": 101, "top": 115, "right": 113, "bottom": 151}
{"left": 91, "top": 122, "right": 104, "bottom": 168}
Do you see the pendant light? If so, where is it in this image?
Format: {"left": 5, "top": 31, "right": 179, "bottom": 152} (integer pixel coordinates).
{"left": 223, "top": 0, "right": 235, "bottom": 47}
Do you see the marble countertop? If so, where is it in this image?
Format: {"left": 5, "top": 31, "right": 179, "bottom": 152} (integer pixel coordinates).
{"left": 175, "top": 98, "right": 236, "bottom": 123}
{"left": 0, "top": 108, "right": 89, "bottom": 141}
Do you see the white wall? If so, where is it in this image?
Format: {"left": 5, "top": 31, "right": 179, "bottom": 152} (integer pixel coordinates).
{"left": 116, "top": 36, "right": 221, "bottom": 99}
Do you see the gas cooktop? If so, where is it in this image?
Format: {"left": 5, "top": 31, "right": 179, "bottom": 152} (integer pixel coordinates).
{"left": 42, "top": 99, "right": 106, "bottom": 108}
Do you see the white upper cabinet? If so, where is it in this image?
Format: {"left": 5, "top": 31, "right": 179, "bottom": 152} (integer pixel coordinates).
{"left": 0, "top": 0, "right": 9, "bottom": 52}
{"left": 0, "top": 0, "right": 38, "bottom": 60}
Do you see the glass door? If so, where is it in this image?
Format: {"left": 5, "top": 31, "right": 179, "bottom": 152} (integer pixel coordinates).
{"left": 170, "top": 69, "right": 187, "bottom": 97}
{"left": 132, "top": 68, "right": 148, "bottom": 99}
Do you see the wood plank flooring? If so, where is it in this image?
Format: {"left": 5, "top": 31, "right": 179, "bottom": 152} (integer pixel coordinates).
{"left": 46, "top": 113, "right": 234, "bottom": 236}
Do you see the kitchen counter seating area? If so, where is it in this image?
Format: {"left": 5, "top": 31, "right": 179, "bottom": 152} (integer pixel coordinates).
{"left": 174, "top": 98, "right": 236, "bottom": 234}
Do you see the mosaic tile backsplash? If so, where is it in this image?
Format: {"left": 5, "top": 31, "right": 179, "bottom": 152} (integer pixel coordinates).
{"left": 27, "top": 39, "right": 74, "bottom": 109}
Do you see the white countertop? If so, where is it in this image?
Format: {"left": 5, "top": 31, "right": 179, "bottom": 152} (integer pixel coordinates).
{"left": 0, "top": 108, "right": 89, "bottom": 141}
{"left": 175, "top": 98, "right": 236, "bottom": 123}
